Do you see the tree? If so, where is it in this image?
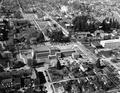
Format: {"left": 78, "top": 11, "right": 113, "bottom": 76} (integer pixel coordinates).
{"left": 56, "top": 59, "right": 62, "bottom": 70}
{"left": 36, "top": 32, "right": 45, "bottom": 43}
{"left": 50, "top": 30, "right": 70, "bottom": 42}
{"left": 61, "top": 53, "right": 65, "bottom": 58}
{"left": 14, "top": 11, "right": 23, "bottom": 19}
{"left": 13, "top": 61, "right": 25, "bottom": 69}
{"left": 73, "top": 15, "right": 99, "bottom": 33}
{"left": 101, "top": 17, "right": 120, "bottom": 33}
{"left": 45, "top": 29, "right": 52, "bottom": 38}
{"left": 0, "top": 64, "right": 4, "bottom": 72}
{"left": 96, "top": 58, "right": 105, "bottom": 69}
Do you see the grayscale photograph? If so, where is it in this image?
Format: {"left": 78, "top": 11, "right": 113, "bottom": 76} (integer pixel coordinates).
{"left": 0, "top": 0, "right": 120, "bottom": 93}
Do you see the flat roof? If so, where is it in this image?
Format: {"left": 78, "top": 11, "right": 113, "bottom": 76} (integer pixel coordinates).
{"left": 34, "top": 46, "right": 50, "bottom": 52}
{"left": 61, "top": 48, "right": 75, "bottom": 52}
{"left": 36, "top": 52, "right": 49, "bottom": 58}
{"left": 100, "top": 39, "right": 120, "bottom": 47}
{"left": 49, "top": 46, "right": 60, "bottom": 51}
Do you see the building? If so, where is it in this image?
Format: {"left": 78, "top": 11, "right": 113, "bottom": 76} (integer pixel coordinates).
{"left": 100, "top": 39, "right": 120, "bottom": 49}
{"left": 76, "top": 32, "right": 90, "bottom": 39}
{"left": 34, "top": 46, "right": 50, "bottom": 60}
{"left": 72, "top": 52, "right": 82, "bottom": 59}
{"left": 98, "top": 50, "right": 113, "bottom": 58}
{"left": 49, "top": 47, "right": 60, "bottom": 55}
{"left": 48, "top": 55, "right": 57, "bottom": 60}
{"left": 61, "top": 49, "right": 75, "bottom": 57}
{"left": 34, "top": 46, "right": 50, "bottom": 53}
{"left": 19, "top": 49, "right": 34, "bottom": 64}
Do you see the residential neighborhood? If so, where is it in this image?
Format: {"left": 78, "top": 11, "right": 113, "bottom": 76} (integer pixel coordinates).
{"left": 0, "top": 0, "right": 120, "bottom": 93}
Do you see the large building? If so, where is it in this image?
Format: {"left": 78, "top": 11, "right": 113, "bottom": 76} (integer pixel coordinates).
{"left": 100, "top": 39, "right": 120, "bottom": 49}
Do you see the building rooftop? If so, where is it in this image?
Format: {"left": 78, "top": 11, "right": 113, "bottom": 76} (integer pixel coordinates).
{"left": 98, "top": 50, "right": 112, "bottom": 58}
{"left": 100, "top": 39, "right": 120, "bottom": 47}
{"left": 34, "top": 46, "right": 50, "bottom": 53}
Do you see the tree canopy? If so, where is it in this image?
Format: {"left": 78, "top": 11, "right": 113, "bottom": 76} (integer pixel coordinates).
{"left": 101, "top": 17, "right": 120, "bottom": 33}
{"left": 50, "top": 30, "right": 70, "bottom": 43}
{"left": 73, "top": 15, "right": 120, "bottom": 33}
{"left": 36, "top": 31, "right": 45, "bottom": 43}
{"left": 73, "top": 15, "right": 100, "bottom": 33}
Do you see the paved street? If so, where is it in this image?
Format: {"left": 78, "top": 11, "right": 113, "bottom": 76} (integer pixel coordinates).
{"left": 37, "top": 7, "right": 69, "bottom": 36}
{"left": 73, "top": 41, "right": 98, "bottom": 63}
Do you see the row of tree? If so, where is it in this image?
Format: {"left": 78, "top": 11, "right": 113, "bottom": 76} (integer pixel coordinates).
{"left": 72, "top": 15, "right": 120, "bottom": 33}
{"left": 101, "top": 17, "right": 120, "bottom": 33}
{"left": 73, "top": 15, "right": 100, "bottom": 33}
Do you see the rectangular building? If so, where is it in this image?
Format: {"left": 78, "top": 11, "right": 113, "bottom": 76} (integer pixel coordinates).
{"left": 100, "top": 39, "right": 120, "bottom": 49}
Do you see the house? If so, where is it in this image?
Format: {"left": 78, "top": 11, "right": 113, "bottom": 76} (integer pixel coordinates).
{"left": 20, "top": 49, "right": 34, "bottom": 58}
{"left": 0, "top": 23, "right": 5, "bottom": 28}
{"left": 54, "top": 52, "right": 61, "bottom": 58}
{"left": 0, "top": 18, "right": 5, "bottom": 28}
{"left": 1, "top": 51, "right": 13, "bottom": 59}
{"left": 65, "top": 23, "right": 74, "bottom": 28}
{"left": 76, "top": 32, "right": 90, "bottom": 39}
{"left": 50, "top": 59, "right": 58, "bottom": 67}
{"left": 94, "top": 30, "right": 104, "bottom": 36}
{"left": 56, "top": 16, "right": 62, "bottom": 21}
{"left": 103, "top": 34, "right": 112, "bottom": 40}
{"left": 72, "top": 52, "right": 82, "bottom": 59}
{"left": 43, "top": 16, "right": 51, "bottom": 21}
{"left": 0, "top": 41, "right": 5, "bottom": 51}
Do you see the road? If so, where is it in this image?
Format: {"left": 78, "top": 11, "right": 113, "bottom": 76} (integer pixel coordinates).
{"left": 32, "top": 16, "right": 50, "bottom": 41}
{"left": 37, "top": 7, "right": 69, "bottom": 37}
{"left": 17, "top": 1, "right": 49, "bottom": 42}
{"left": 17, "top": 0, "right": 47, "bottom": 40}
{"left": 36, "top": 67, "right": 55, "bottom": 93}
{"left": 73, "top": 41, "right": 98, "bottom": 63}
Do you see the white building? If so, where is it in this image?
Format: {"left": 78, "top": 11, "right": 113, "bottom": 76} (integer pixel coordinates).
{"left": 100, "top": 39, "right": 120, "bottom": 49}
